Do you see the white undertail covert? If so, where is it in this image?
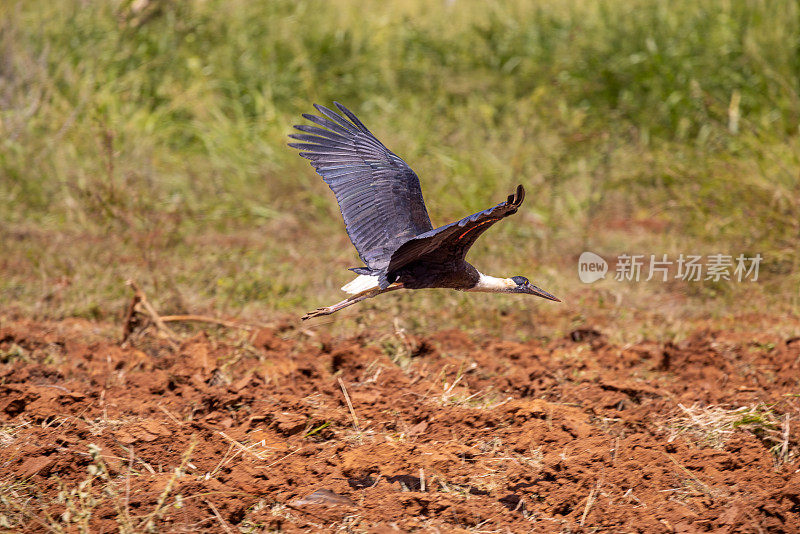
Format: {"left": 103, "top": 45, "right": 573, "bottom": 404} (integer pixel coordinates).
{"left": 341, "top": 274, "right": 380, "bottom": 294}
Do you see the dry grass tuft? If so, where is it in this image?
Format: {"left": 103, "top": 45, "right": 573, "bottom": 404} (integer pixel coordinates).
{"left": 666, "top": 403, "right": 796, "bottom": 464}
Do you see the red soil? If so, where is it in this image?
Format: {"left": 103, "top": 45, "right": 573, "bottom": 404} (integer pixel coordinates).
{"left": 1, "top": 317, "right": 799, "bottom": 532}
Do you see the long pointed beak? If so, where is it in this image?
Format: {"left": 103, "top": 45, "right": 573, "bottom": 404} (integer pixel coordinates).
{"left": 525, "top": 284, "right": 561, "bottom": 302}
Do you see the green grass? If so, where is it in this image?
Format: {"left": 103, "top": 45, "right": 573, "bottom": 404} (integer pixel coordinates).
{"left": 1, "top": 0, "right": 799, "bottom": 335}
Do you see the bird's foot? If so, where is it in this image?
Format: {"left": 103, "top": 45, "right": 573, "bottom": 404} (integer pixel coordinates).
{"left": 301, "top": 307, "right": 333, "bottom": 320}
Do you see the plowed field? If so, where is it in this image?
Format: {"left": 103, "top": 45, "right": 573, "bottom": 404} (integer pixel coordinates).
{"left": 1, "top": 317, "right": 799, "bottom": 532}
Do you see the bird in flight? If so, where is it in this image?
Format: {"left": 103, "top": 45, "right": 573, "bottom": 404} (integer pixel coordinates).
{"left": 289, "top": 102, "right": 561, "bottom": 320}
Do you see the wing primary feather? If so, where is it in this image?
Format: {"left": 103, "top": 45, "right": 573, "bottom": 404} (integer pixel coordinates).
{"left": 288, "top": 133, "right": 354, "bottom": 146}
{"left": 293, "top": 124, "right": 353, "bottom": 143}
{"left": 334, "top": 102, "right": 371, "bottom": 133}
{"left": 301, "top": 113, "right": 354, "bottom": 135}
{"left": 292, "top": 140, "right": 358, "bottom": 152}
{"left": 287, "top": 142, "right": 360, "bottom": 154}
{"left": 314, "top": 104, "right": 360, "bottom": 132}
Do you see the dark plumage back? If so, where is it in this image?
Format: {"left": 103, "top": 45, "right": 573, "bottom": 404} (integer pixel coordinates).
{"left": 289, "top": 103, "right": 433, "bottom": 271}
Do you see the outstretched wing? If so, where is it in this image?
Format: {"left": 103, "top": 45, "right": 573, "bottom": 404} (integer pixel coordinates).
{"left": 386, "top": 185, "right": 525, "bottom": 273}
{"left": 289, "top": 102, "right": 433, "bottom": 270}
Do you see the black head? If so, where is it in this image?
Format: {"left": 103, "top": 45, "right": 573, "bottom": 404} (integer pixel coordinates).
{"left": 511, "top": 276, "right": 561, "bottom": 302}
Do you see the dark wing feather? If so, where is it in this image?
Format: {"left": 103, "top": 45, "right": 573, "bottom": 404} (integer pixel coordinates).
{"left": 386, "top": 185, "right": 526, "bottom": 273}
{"left": 289, "top": 103, "right": 433, "bottom": 270}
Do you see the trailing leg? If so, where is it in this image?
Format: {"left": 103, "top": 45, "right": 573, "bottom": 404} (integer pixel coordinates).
{"left": 301, "top": 284, "right": 403, "bottom": 320}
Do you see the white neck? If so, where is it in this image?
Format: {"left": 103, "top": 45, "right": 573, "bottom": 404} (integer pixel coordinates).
{"left": 467, "top": 272, "right": 516, "bottom": 293}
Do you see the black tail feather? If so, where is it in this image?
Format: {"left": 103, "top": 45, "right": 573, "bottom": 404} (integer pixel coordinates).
{"left": 348, "top": 267, "right": 374, "bottom": 275}
{"left": 378, "top": 272, "right": 391, "bottom": 289}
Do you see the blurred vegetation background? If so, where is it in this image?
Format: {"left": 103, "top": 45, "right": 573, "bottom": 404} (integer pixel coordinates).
{"left": 1, "top": 0, "right": 798, "bottom": 338}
